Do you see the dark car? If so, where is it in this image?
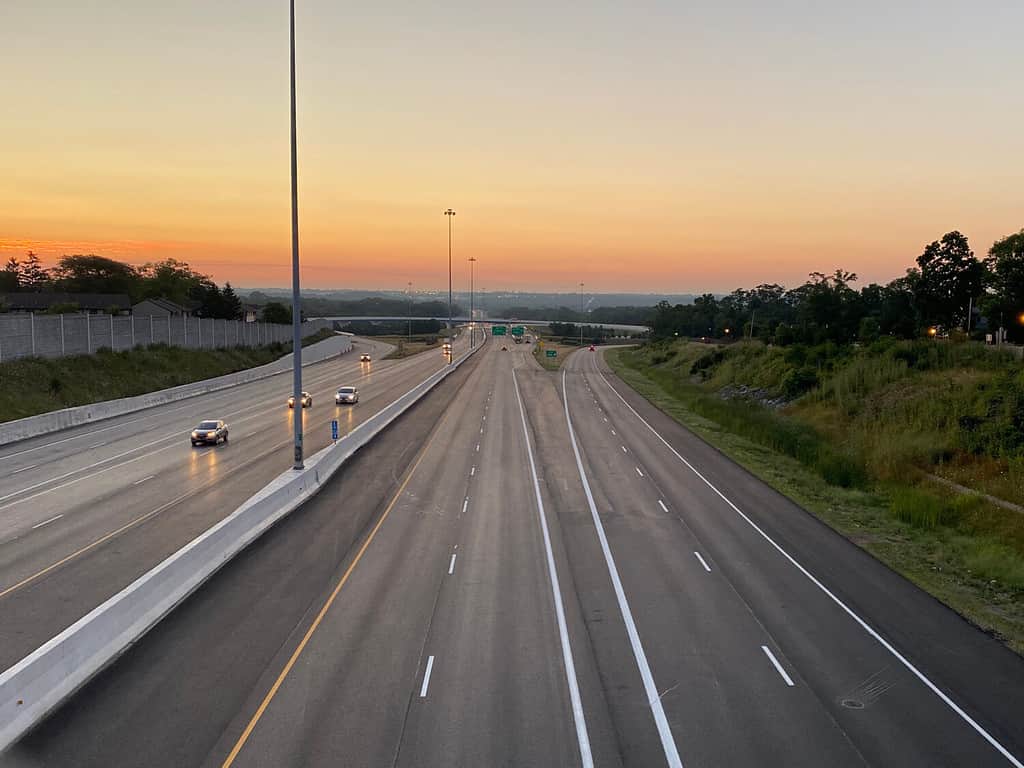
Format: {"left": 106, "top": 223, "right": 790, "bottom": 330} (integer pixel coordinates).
{"left": 191, "top": 419, "right": 228, "bottom": 446}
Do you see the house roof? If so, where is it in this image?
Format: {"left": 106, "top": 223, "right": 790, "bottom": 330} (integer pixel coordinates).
{"left": 0, "top": 292, "right": 131, "bottom": 311}
{"left": 134, "top": 297, "right": 187, "bottom": 314}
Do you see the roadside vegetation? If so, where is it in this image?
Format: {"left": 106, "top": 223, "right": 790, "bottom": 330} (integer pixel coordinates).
{"left": 608, "top": 338, "right": 1024, "bottom": 654}
{"left": 380, "top": 335, "right": 444, "bottom": 359}
{"left": 0, "top": 328, "right": 336, "bottom": 423}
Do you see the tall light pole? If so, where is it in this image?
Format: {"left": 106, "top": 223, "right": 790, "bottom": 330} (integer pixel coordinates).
{"left": 468, "top": 256, "right": 477, "bottom": 347}
{"left": 579, "top": 281, "right": 584, "bottom": 347}
{"left": 445, "top": 208, "right": 455, "bottom": 359}
{"left": 289, "top": 0, "right": 303, "bottom": 470}
{"left": 407, "top": 281, "right": 413, "bottom": 343}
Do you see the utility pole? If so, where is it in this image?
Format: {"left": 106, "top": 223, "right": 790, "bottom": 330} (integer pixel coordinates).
{"left": 445, "top": 208, "right": 456, "bottom": 360}
{"left": 289, "top": 0, "right": 303, "bottom": 469}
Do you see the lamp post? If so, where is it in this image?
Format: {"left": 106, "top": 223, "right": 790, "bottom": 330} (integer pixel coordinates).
{"left": 579, "top": 281, "right": 584, "bottom": 347}
{"left": 288, "top": 0, "right": 303, "bottom": 470}
{"left": 445, "top": 208, "right": 455, "bottom": 360}
{"left": 468, "top": 256, "right": 477, "bottom": 347}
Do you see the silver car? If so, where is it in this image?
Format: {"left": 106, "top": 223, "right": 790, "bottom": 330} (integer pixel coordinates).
{"left": 335, "top": 386, "right": 359, "bottom": 404}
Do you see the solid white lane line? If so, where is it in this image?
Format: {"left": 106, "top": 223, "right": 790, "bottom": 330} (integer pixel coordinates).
{"left": 11, "top": 464, "right": 38, "bottom": 474}
{"left": 598, "top": 371, "right": 1024, "bottom": 768}
{"left": 562, "top": 369, "right": 682, "bottom": 768}
{"left": 513, "top": 370, "right": 594, "bottom": 768}
{"left": 658, "top": 500, "right": 669, "bottom": 513}
{"left": 761, "top": 646, "right": 794, "bottom": 686}
{"left": 635, "top": 466, "right": 644, "bottom": 477}
{"left": 462, "top": 498, "right": 469, "bottom": 514}
{"left": 31, "top": 514, "right": 64, "bottom": 530}
{"left": 133, "top": 475, "right": 156, "bottom": 485}
{"left": 420, "top": 655, "right": 435, "bottom": 698}
{"left": 88, "top": 442, "right": 105, "bottom": 449}
{"left": 448, "top": 554, "right": 457, "bottom": 575}
{"left": 694, "top": 551, "right": 712, "bottom": 573}
{"left": 470, "top": 466, "right": 476, "bottom": 476}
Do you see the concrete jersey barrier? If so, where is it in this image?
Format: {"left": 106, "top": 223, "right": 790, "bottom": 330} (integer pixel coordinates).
{"left": 0, "top": 333, "right": 353, "bottom": 447}
{"left": 0, "top": 339, "right": 482, "bottom": 753}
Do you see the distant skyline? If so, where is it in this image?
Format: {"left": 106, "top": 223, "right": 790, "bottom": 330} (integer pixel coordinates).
{"left": 3, "top": 1, "right": 1022, "bottom": 294}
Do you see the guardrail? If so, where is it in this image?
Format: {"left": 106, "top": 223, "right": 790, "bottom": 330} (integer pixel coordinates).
{"left": 0, "top": 340, "right": 483, "bottom": 752}
{"left": 0, "top": 335, "right": 353, "bottom": 447}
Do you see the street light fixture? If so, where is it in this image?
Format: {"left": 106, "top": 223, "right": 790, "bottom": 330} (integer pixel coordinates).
{"left": 468, "top": 256, "right": 477, "bottom": 348}
{"left": 288, "top": 0, "right": 303, "bottom": 470}
{"left": 445, "top": 208, "right": 455, "bottom": 361}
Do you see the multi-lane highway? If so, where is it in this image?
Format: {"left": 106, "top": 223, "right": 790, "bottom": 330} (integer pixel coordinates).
{"left": 0, "top": 333, "right": 465, "bottom": 671}
{"left": 5, "top": 338, "right": 1024, "bottom": 766}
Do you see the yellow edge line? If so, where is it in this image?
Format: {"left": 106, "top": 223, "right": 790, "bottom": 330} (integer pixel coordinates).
{"left": 221, "top": 409, "right": 450, "bottom": 767}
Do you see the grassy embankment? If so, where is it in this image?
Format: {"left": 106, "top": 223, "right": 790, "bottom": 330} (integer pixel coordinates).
{"left": 607, "top": 338, "right": 1024, "bottom": 654}
{"left": 0, "top": 328, "right": 336, "bottom": 423}
{"left": 530, "top": 326, "right": 584, "bottom": 370}
{"left": 379, "top": 335, "right": 444, "bottom": 360}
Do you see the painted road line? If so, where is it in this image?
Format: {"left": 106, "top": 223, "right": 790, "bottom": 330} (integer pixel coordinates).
{"left": 448, "top": 554, "right": 457, "bottom": 575}
{"left": 598, "top": 370, "right": 1024, "bottom": 768}
{"left": 761, "top": 646, "right": 794, "bottom": 686}
{"left": 621, "top": 445, "right": 628, "bottom": 453}
{"left": 635, "top": 467, "right": 644, "bottom": 477}
{"left": 11, "top": 464, "right": 38, "bottom": 474}
{"left": 88, "top": 442, "right": 105, "bottom": 449}
{"left": 133, "top": 475, "right": 156, "bottom": 485}
{"left": 658, "top": 500, "right": 669, "bottom": 513}
{"left": 462, "top": 498, "right": 469, "bottom": 515}
{"left": 513, "top": 369, "right": 594, "bottom": 768}
{"left": 420, "top": 655, "right": 435, "bottom": 698}
{"left": 562, "top": 369, "right": 682, "bottom": 768}
{"left": 476, "top": 443, "right": 480, "bottom": 452}
{"left": 220, "top": 404, "right": 453, "bottom": 767}
{"left": 31, "top": 514, "right": 64, "bottom": 530}
{"left": 470, "top": 466, "right": 476, "bottom": 476}
{"left": 694, "top": 552, "right": 712, "bottom": 573}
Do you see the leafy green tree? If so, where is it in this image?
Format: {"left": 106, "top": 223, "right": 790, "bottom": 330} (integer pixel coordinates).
{"left": 261, "top": 301, "right": 292, "bottom": 324}
{"left": 983, "top": 229, "right": 1024, "bottom": 341}
{"left": 913, "top": 231, "right": 985, "bottom": 330}
{"left": 52, "top": 254, "right": 139, "bottom": 297}
{"left": 221, "top": 283, "right": 242, "bottom": 320}
{"left": 0, "top": 256, "right": 20, "bottom": 292}
{"left": 138, "top": 259, "right": 209, "bottom": 306}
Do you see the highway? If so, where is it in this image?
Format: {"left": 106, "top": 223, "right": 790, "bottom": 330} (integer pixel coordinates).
{"left": 0, "top": 333, "right": 465, "bottom": 671}
{"left": 5, "top": 339, "right": 1024, "bottom": 767}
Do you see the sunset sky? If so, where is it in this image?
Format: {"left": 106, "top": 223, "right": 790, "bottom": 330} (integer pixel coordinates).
{"left": 2, "top": 1, "right": 1022, "bottom": 294}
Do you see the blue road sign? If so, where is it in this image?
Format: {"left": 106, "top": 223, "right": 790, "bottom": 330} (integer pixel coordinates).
{"left": 331, "top": 420, "right": 339, "bottom": 441}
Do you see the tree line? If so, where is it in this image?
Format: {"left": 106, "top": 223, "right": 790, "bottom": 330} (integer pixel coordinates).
{"left": 1, "top": 253, "right": 244, "bottom": 320}
{"left": 650, "top": 229, "right": 1024, "bottom": 344}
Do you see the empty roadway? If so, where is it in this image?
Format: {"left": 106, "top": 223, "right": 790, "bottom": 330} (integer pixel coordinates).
{"left": 6, "top": 337, "right": 1023, "bottom": 767}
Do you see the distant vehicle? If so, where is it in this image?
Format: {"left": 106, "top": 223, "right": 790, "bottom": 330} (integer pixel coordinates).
{"left": 288, "top": 391, "right": 312, "bottom": 408}
{"left": 360, "top": 353, "right": 371, "bottom": 363}
{"left": 589, "top": 345, "right": 595, "bottom": 351}
{"left": 191, "top": 419, "right": 228, "bottom": 446}
{"left": 501, "top": 345, "right": 508, "bottom": 351}
{"left": 335, "top": 386, "right": 359, "bottom": 404}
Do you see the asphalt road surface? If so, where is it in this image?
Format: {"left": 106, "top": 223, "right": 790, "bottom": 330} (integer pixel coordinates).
{"left": 0, "top": 333, "right": 465, "bottom": 671}
{"left": 5, "top": 338, "right": 1023, "bottom": 767}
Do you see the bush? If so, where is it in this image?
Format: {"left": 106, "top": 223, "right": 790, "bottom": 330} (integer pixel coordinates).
{"left": 889, "top": 487, "right": 960, "bottom": 529}
{"left": 781, "top": 366, "right": 818, "bottom": 398}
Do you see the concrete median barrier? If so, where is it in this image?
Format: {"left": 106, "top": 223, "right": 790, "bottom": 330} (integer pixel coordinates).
{"left": 0, "top": 341, "right": 481, "bottom": 753}
{"left": 0, "top": 333, "right": 353, "bottom": 447}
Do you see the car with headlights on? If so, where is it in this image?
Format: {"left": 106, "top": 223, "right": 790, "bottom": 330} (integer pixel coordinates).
{"left": 191, "top": 419, "right": 228, "bottom": 446}
{"left": 288, "top": 391, "right": 312, "bottom": 408}
{"left": 360, "top": 353, "right": 371, "bottom": 363}
{"left": 335, "top": 386, "right": 359, "bottom": 404}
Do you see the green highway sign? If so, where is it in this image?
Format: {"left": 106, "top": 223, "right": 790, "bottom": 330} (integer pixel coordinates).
{"left": 511, "top": 326, "right": 524, "bottom": 336}
{"left": 492, "top": 325, "right": 507, "bottom": 336}
{"left": 546, "top": 350, "right": 557, "bottom": 357}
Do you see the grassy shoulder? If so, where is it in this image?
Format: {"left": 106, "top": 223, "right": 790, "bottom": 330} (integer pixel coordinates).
{"left": 379, "top": 335, "right": 444, "bottom": 360}
{"left": 532, "top": 338, "right": 579, "bottom": 370}
{"left": 0, "top": 328, "right": 336, "bottom": 423}
{"left": 606, "top": 345, "right": 1024, "bottom": 655}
